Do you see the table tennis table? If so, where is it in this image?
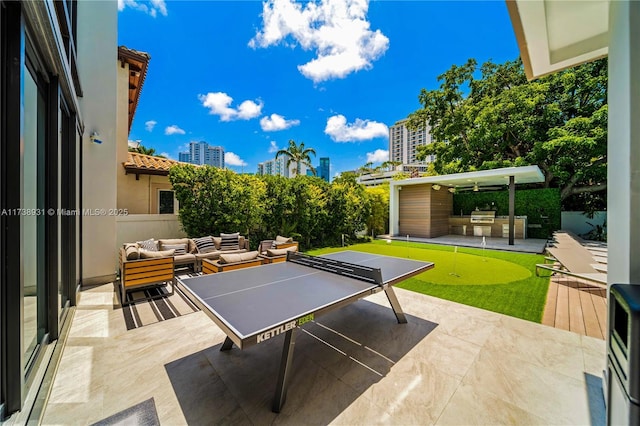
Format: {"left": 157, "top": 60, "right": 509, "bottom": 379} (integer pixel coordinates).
{"left": 177, "top": 250, "right": 434, "bottom": 412}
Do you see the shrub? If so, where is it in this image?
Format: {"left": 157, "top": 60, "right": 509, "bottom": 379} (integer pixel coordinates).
{"left": 453, "top": 187, "right": 561, "bottom": 239}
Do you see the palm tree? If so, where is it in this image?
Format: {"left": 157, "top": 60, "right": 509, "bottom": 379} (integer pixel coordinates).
{"left": 381, "top": 160, "right": 402, "bottom": 172}
{"left": 358, "top": 162, "right": 374, "bottom": 176}
{"left": 128, "top": 144, "right": 166, "bottom": 158}
{"left": 276, "top": 139, "right": 317, "bottom": 176}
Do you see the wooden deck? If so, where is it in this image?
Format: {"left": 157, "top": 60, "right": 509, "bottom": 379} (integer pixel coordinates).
{"left": 542, "top": 276, "right": 607, "bottom": 339}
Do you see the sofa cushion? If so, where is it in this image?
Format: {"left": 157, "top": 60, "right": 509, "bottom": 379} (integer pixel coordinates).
{"left": 139, "top": 249, "right": 174, "bottom": 259}
{"left": 241, "top": 251, "right": 259, "bottom": 261}
{"left": 239, "top": 236, "right": 246, "bottom": 250}
{"left": 274, "top": 241, "right": 297, "bottom": 248}
{"left": 218, "top": 253, "right": 242, "bottom": 264}
{"left": 212, "top": 236, "right": 222, "bottom": 250}
{"left": 174, "top": 253, "right": 196, "bottom": 264}
{"left": 275, "top": 235, "right": 293, "bottom": 243}
{"left": 158, "top": 238, "right": 195, "bottom": 253}
{"left": 219, "top": 250, "right": 259, "bottom": 264}
{"left": 162, "top": 243, "right": 187, "bottom": 255}
{"left": 217, "top": 248, "right": 246, "bottom": 255}
{"left": 220, "top": 232, "right": 240, "bottom": 250}
{"left": 137, "top": 238, "right": 158, "bottom": 251}
{"left": 194, "top": 236, "right": 216, "bottom": 253}
{"left": 123, "top": 243, "right": 139, "bottom": 260}
{"left": 266, "top": 246, "right": 298, "bottom": 257}
{"left": 195, "top": 251, "right": 221, "bottom": 261}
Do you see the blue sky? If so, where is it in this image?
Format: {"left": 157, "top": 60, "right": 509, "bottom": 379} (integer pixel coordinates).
{"left": 118, "top": 0, "right": 519, "bottom": 177}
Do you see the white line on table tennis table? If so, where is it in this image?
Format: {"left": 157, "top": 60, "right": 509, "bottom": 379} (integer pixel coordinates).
{"left": 299, "top": 328, "right": 384, "bottom": 377}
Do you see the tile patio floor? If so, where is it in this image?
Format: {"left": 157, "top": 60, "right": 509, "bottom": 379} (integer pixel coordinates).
{"left": 42, "top": 282, "right": 606, "bottom": 425}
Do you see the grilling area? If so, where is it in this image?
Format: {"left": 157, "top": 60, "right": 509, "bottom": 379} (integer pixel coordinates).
{"left": 388, "top": 166, "right": 546, "bottom": 250}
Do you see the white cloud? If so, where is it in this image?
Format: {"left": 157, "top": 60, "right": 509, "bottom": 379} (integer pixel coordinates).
{"left": 118, "top": 0, "right": 168, "bottom": 17}
{"left": 249, "top": 0, "right": 389, "bottom": 83}
{"left": 366, "top": 149, "right": 389, "bottom": 163}
{"left": 324, "top": 114, "right": 388, "bottom": 142}
{"left": 225, "top": 152, "right": 248, "bottom": 167}
{"left": 268, "top": 141, "right": 279, "bottom": 153}
{"left": 198, "top": 92, "right": 263, "bottom": 121}
{"left": 165, "top": 125, "right": 185, "bottom": 135}
{"left": 145, "top": 120, "right": 157, "bottom": 132}
{"left": 159, "top": 152, "right": 174, "bottom": 160}
{"left": 260, "top": 114, "right": 300, "bottom": 131}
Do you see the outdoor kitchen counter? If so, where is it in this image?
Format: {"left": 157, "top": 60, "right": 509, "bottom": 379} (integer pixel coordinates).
{"left": 448, "top": 215, "right": 528, "bottom": 239}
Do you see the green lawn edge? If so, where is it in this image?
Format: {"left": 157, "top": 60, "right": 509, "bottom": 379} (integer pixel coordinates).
{"left": 307, "top": 240, "right": 550, "bottom": 323}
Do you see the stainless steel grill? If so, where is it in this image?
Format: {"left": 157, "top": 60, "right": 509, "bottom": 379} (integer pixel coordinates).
{"left": 470, "top": 210, "right": 496, "bottom": 224}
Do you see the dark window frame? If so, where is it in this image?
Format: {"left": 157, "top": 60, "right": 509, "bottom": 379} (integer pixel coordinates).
{"left": 1, "top": 1, "right": 25, "bottom": 416}
{"left": 158, "top": 189, "right": 175, "bottom": 215}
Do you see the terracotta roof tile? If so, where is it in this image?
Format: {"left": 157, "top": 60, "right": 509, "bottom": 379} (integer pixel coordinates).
{"left": 123, "top": 152, "right": 190, "bottom": 175}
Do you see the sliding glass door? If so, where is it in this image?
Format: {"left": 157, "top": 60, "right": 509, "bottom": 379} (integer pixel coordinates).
{"left": 22, "top": 61, "right": 47, "bottom": 373}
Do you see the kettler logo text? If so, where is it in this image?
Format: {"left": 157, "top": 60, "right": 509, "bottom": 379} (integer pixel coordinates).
{"left": 257, "top": 321, "right": 296, "bottom": 343}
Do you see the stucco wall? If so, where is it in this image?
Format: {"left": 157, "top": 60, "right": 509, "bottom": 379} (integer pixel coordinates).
{"left": 116, "top": 214, "right": 187, "bottom": 249}
{"left": 77, "top": 0, "right": 118, "bottom": 285}
{"left": 118, "top": 173, "right": 175, "bottom": 214}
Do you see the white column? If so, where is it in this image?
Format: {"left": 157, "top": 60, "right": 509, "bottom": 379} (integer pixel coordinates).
{"left": 389, "top": 184, "right": 400, "bottom": 235}
{"left": 78, "top": 0, "right": 118, "bottom": 285}
{"left": 608, "top": 1, "right": 640, "bottom": 286}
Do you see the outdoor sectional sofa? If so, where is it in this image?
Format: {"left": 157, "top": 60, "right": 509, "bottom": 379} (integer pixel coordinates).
{"left": 119, "top": 233, "right": 250, "bottom": 274}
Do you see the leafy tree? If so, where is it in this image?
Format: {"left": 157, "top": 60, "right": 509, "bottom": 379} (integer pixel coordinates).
{"left": 170, "top": 164, "right": 373, "bottom": 250}
{"left": 333, "top": 171, "right": 359, "bottom": 186}
{"left": 408, "top": 58, "right": 607, "bottom": 206}
{"left": 276, "top": 139, "right": 317, "bottom": 176}
{"left": 365, "top": 184, "right": 390, "bottom": 236}
{"left": 128, "top": 144, "right": 166, "bottom": 158}
{"left": 169, "top": 164, "right": 265, "bottom": 237}
{"left": 328, "top": 179, "right": 371, "bottom": 242}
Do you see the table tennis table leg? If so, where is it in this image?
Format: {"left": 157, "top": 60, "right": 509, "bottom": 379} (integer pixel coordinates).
{"left": 272, "top": 328, "right": 297, "bottom": 413}
{"left": 384, "top": 286, "right": 408, "bottom": 324}
{"left": 220, "top": 336, "right": 234, "bottom": 351}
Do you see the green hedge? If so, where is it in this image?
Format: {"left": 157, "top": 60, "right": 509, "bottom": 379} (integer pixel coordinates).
{"left": 452, "top": 188, "right": 561, "bottom": 239}
{"left": 168, "top": 164, "right": 371, "bottom": 250}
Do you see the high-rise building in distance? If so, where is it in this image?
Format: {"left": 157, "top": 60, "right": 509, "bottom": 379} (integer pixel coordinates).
{"left": 318, "top": 157, "right": 330, "bottom": 182}
{"left": 256, "top": 156, "right": 311, "bottom": 178}
{"left": 389, "top": 118, "right": 433, "bottom": 173}
{"left": 178, "top": 141, "right": 225, "bottom": 168}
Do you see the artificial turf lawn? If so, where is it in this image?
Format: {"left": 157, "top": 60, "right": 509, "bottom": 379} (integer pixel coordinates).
{"left": 307, "top": 240, "right": 550, "bottom": 323}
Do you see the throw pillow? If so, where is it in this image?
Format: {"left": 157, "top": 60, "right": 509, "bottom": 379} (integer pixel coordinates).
{"left": 161, "top": 243, "right": 187, "bottom": 255}
{"left": 159, "top": 238, "right": 195, "bottom": 253}
{"left": 275, "top": 235, "right": 293, "bottom": 243}
{"left": 137, "top": 238, "right": 158, "bottom": 251}
{"left": 212, "top": 236, "right": 222, "bottom": 250}
{"left": 240, "top": 251, "right": 259, "bottom": 261}
{"left": 274, "top": 241, "right": 296, "bottom": 248}
{"left": 220, "top": 232, "right": 240, "bottom": 251}
{"left": 123, "top": 243, "right": 139, "bottom": 260}
{"left": 139, "top": 249, "right": 175, "bottom": 259}
{"left": 218, "top": 253, "right": 243, "bottom": 264}
{"left": 194, "top": 236, "right": 216, "bottom": 253}
{"left": 266, "top": 246, "right": 297, "bottom": 257}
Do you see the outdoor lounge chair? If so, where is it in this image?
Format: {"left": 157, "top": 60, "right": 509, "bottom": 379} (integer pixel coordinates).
{"left": 259, "top": 236, "right": 299, "bottom": 254}
{"left": 118, "top": 247, "right": 176, "bottom": 305}
{"left": 535, "top": 231, "right": 607, "bottom": 288}
{"left": 259, "top": 244, "right": 299, "bottom": 263}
